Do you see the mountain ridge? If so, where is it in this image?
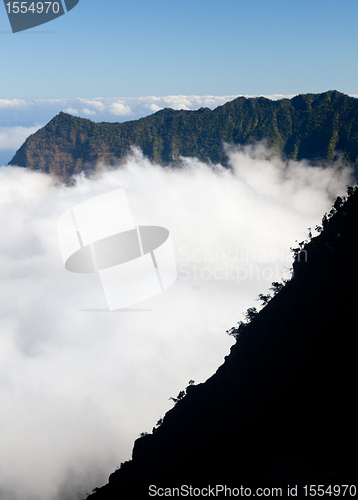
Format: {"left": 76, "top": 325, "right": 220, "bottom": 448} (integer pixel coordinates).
{"left": 9, "top": 90, "right": 358, "bottom": 179}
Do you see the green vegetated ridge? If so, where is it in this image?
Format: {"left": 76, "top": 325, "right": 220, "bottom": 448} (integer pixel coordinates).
{"left": 10, "top": 90, "right": 358, "bottom": 178}
{"left": 85, "top": 186, "right": 358, "bottom": 498}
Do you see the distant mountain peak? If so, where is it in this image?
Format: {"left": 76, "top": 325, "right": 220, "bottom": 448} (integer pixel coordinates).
{"left": 9, "top": 91, "right": 358, "bottom": 179}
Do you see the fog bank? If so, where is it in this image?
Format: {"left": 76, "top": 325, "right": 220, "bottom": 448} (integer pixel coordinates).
{"left": 0, "top": 144, "right": 352, "bottom": 499}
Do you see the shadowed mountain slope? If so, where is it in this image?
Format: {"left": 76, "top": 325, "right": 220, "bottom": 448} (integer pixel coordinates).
{"left": 10, "top": 90, "right": 358, "bottom": 179}
{"left": 84, "top": 186, "right": 358, "bottom": 499}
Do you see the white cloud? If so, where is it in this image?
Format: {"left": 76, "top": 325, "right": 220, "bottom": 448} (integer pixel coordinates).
{"left": 0, "top": 124, "right": 42, "bottom": 150}
{"left": 108, "top": 102, "right": 132, "bottom": 116}
{"left": 64, "top": 107, "right": 79, "bottom": 115}
{"left": 82, "top": 108, "right": 97, "bottom": 116}
{"left": 226, "top": 143, "right": 349, "bottom": 215}
{"left": 0, "top": 145, "right": 352, "bottom": 500}
{"left": 0, "top": 99, "right": 32, "bottom": 109}
{"left": 78, "top": 100, "right": 104, "bottom": 109}
{"left": 146, "top": 103, "right": 162, "bottom": 112}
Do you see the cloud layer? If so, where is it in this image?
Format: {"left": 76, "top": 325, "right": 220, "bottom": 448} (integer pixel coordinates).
{"left": 0, "top": 146, "right": 353, "bottom": 500}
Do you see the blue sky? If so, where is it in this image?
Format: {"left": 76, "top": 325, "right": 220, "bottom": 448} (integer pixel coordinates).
{"left": 1, "top": 0, "right": 358, "bottom": 99}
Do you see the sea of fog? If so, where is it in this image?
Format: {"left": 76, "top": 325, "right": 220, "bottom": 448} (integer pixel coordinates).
{"left": 0, "top": 144, "right": 353, "bottom": 500}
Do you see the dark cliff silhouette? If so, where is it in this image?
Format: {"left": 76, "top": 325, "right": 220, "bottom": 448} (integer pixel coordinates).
{"left": 9, "top": 90, "right": 358, "bottom": 179}
{"left": 83, "top": 185, "right": 358, "bottom": 498}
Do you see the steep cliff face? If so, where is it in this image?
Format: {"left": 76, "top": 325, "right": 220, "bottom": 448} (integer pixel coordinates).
{"left": 84, "top": 187, "right": 358, "bottom": 499}
{"left": 10, "top": 91, "right": 358, "bottom": 179}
